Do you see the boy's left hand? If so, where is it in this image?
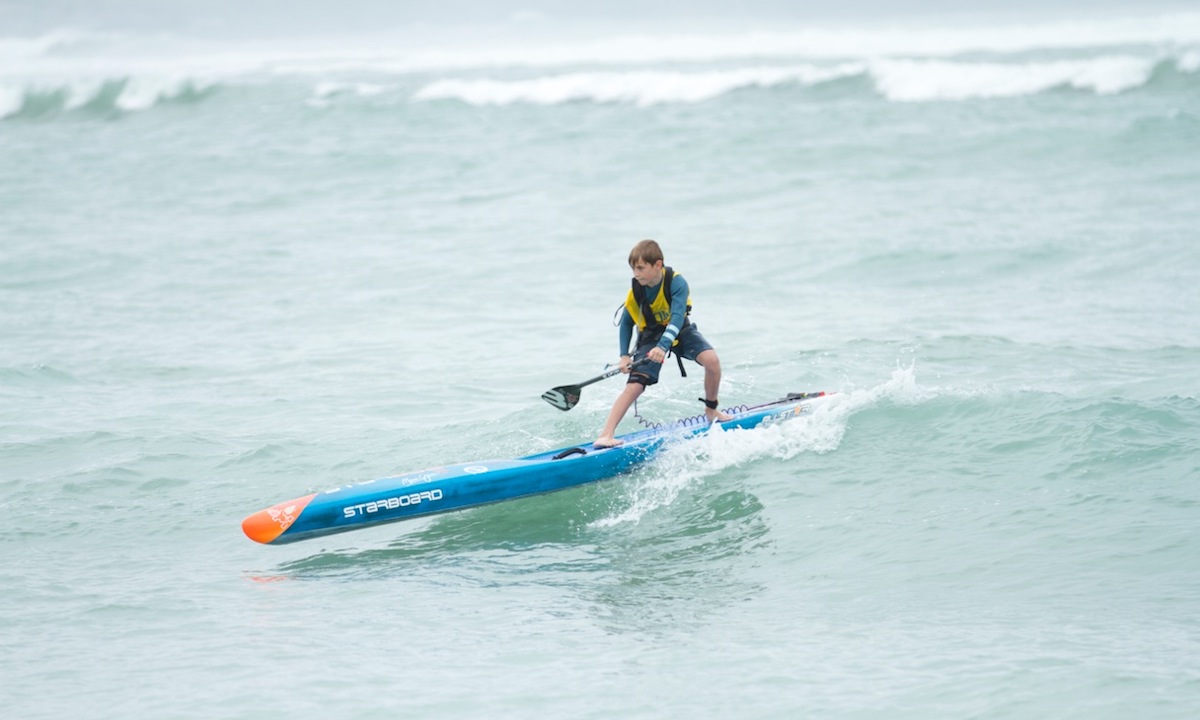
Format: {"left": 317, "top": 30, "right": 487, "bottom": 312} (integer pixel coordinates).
{"left": 647, "top": 347, "right": 667, "bottom": 364}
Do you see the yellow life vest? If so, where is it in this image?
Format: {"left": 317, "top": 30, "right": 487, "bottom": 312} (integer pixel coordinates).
{"left": 623, "top": 267, "right": 691, "bottom": 345}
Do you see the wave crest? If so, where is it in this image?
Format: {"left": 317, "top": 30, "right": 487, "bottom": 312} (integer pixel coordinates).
{"left": 414, "top": 64, "right": 863, "bottom": 107}
{"left": 0, "top": 77, "right": 214, "bottom": 119}
{"left": 413, "top": 54, "right": 1198, "bottom": 106}
{"left": 872, "top": 55, "right": 1158, "bottom": 102}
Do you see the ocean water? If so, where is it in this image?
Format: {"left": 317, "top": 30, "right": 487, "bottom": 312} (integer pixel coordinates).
{"left": 2, "top": 6, "right": 1199, "bottom": 718}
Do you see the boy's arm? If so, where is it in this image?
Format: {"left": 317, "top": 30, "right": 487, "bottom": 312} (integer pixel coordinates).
{"left": 657, "top": 274, "right": 691, "bottom": 352}
{"left": 618, "top": 309, "right": 634, "bottom": 358}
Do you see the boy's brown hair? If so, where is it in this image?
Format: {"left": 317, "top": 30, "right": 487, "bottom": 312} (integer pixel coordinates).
{"left": 628, "top": 239, "right": 664, "bottom": 267}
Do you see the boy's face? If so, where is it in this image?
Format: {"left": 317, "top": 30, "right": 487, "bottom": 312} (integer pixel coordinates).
{"left": 631, "top": 259, "right": 664, "bottom": 286}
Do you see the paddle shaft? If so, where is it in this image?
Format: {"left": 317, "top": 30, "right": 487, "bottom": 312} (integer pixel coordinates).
{"left": 541, "top": 358, "right": 652, "bottom": 411}
{"left": 576, "top": 366, "right": 624, "bottom": 389}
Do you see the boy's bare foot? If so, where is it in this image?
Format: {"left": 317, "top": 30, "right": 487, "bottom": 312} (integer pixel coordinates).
{"left": 593, "top": 436, "right": 624, "bottom": 448}
{"left": 706, "top": 407, "right": 733, "bottom": 423}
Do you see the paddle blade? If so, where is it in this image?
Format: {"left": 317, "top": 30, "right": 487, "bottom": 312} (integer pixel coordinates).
{"left": 542, "top": 385, "right": 581, "bottom": 411}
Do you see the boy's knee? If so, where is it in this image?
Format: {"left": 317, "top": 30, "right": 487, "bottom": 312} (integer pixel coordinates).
{"left": 697, "top": 349, "right": 720, "bottom": 369}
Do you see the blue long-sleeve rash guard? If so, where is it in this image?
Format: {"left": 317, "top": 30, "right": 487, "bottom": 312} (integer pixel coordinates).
{"left": 618, "top": 273, "right": 690, "bottom": 356}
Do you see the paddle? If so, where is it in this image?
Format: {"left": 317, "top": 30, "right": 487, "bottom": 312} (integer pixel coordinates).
{"left": 542, "top": 359, "right": 646, "bottom": 411}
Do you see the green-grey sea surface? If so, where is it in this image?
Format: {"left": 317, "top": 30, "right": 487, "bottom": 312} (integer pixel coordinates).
{"left": 2, "top": 10, "right": 1199, "bottom": 719}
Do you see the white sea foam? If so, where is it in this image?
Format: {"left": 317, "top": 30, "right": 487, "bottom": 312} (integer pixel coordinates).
{"left": 591, "top": 366, "right": 934, "bottom": 528}
{"left": 871, "top": 55, "right": 1158, "bottom": 102}
{"left": 592, "top": 404, "right": 849, "bottom": 528}
{"left": 414, "top": 64, "right": 863, "bottom": 106}
{"left": 413, "top": 54, "right": 1173, "bottom": 106}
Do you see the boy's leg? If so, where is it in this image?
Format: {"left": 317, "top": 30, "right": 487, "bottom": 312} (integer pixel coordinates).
{"left": 695, "top": 349, "right": 733, "bottom": 422}
{"left": 595, "top": 382, "right": 646, "bottom": 447}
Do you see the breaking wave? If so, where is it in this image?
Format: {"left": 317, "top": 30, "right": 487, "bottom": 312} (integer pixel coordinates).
{"left": 414, "top": 54, "right": 1198, "bottom": 106}
{"left": 414, "top": 64, "right": 864, "bottom": 107}
{"left": 4, "top": 52, "right": 1196, "bottom": 119}
{"left": 0, "top": 77, "right": 215, "bottom": 119}
{"left": 871, "top": 55, "right": 1166, "bottom": 102}
{"left": 2, "top": 14, "right": 1198, "bottom": 118}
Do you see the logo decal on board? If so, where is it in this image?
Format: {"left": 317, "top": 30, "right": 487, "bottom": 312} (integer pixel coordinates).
{"left": 266, "top": 503, "right": 300, "bottom": 531}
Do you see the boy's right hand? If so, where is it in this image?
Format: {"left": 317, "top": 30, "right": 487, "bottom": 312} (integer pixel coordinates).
{"left": 619, "top": 355, "right": 633, "bottom": 373}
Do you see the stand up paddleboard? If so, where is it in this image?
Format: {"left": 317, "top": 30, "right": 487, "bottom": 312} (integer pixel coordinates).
{"left": 242, "top": 392, "right": 834, "bottom": 545}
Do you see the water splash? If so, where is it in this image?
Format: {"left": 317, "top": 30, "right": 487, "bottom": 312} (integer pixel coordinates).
{"left": 592, "top": 366, "right": 931, "bottom": 527}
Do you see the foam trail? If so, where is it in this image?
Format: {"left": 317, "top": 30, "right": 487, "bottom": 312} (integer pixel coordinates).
{"left": 593, "top": 366, "right": 931, "bottom": 528}
{"left": 591, "top": 408, "right": 843, "bottom": 528}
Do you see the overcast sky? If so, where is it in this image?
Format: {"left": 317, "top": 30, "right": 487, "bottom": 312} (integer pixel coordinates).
{"left": 3, "top": 0, "right": 1195, "bottom": 37}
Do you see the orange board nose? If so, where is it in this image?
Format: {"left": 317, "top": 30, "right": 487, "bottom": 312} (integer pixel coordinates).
{"left": 242, "top": 493, "right": 317, "bottom": 544}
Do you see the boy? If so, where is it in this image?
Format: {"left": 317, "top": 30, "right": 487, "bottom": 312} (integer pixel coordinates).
{"left": 594, "top": 239, "right": 732, "bottom": 448}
